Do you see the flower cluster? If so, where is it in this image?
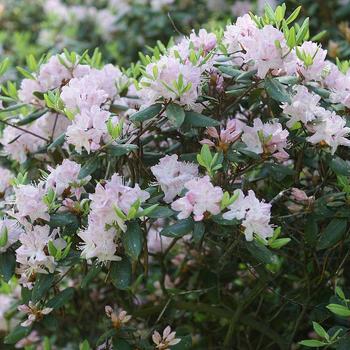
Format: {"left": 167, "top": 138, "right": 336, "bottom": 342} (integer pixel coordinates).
{"left": 78, "top": 174, "right": 150, "bottom": 263}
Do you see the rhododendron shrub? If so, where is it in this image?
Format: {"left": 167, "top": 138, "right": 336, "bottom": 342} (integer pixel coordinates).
{"left": 2, "top": 3, "right": 350, "bottom": 349}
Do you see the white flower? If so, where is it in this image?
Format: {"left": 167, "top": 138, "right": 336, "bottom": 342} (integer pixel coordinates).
{"left": 18, "top": 301, "right": 53, "bottom": 327}
{"left": 171, "top": 176, "right": 223, "bottom": 221}
{"left": 0, "top": 218, "right": 24, "bottom": 253}
{"left": 16, "top": 225, "right": 59, "bottom": 285}
{"left": 46, "top": 159, "right": 90, "bottom": 197}
{"left": 223, "top": 189, "right": 273, "bottom": 241}
{"left": 13, "top": 183, "right": 49, "bottom": 222}
{"left": 151, "top": 155, "right": 198, "bottom": 203}
{"left": 306, "top": 110, "right": 350, "bottom": 154}
{"left": 282, "top": 85, "right": 321, "bottom": 128}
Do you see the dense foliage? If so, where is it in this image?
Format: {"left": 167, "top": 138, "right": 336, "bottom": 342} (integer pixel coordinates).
{"left": 2, "top": 1, "right": 350, "bottom": 350}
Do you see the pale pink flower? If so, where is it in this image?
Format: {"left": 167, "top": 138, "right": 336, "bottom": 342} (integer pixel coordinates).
{"left": 13, "top": 183, "right": 49, "bottom": 222}
{"left": 16, "top": 225, "right": 59, "bottom": 279}
{"left": 151, "top": 155, "right": 198, "bottom": 203}
{"left": 0, "top": 218, "right": 24, "bottom": 253}
{"left": 18, "top": 301, "right": 53, "bottom": 327}
{"left": 78, "top": 223, "right": 121, "bottom": 263}
{"left": 171, "top": 176, "right": 223, "bottom": 221}
{"left": 201, "top": 118, "right": 243, "bottom": 150}
{"left": 286, "top": 42, "right": 327, "bottom": 81}
{"left": 18, "top": 79, "right": 44, "bottom": 105}
{"left": 223, "top": 14, "right": 257, "bottom": 56}
{"left": 46, "top": 159, "right": 90, "bottom": 198}
{"left": 306, "top": 110, "right": 350, "bottom": 154}
{"left": 291, "top": 188, "right": 313, "bottom": 203}
{"left": 223, "top": 189, "right": 273, "bottom": 241}
{"left": 241, "top": 118, "right": 289, "bottom": 160}
{"left": 65, "top": 106, "right": 111, "bottom": 153}
{"left": 105, "top": 305, "right": 131, "bottom": 329}
{"left": 15, "top": 331, "right": 40, "bottom": 348}
{"left": 152, "top": 326, "right": 181, "bottom": 350}
{"left": 0, "top": 167, "right": 13, "bottom": 194}
{"left": 138, "top": 56, "right": 201, "bottom": 109}
{"left": 282, "top": 85, "right": 321, "bottom": 128}
{"left": 243, "top": 25, "right": 287, "bottom": 78}
{"left": 189, "top": 29, "right": 217, "bottom": 53}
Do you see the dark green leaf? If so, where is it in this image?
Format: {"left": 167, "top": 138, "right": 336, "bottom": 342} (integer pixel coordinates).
{"left": 130, "top": 104, "right": 162, "bottom": 122}
{"left": 110, "top": 258, "right": 132, "bottom": 290}
{"left": 32, "top": 273, "right": 55, "bottom": 303}
{"left": 106, "top": 144, "right": 138, "bottom": 156}
{"left": 49, "top": 212, "right": 79, "bottom": 228}
{"left": 48, "top": 133, "right": 66, "bottom": 151}
{"left": 329, "top": 157, "right": 350, "bottom": 176}
{"left": 193, "top": 222, "right": 205, "bottom": 243}
{"left": 183, "top": 111, "right": 220, "bottom": 127}
{"left": 0, "top": 251, "right": 16, "bottom": 282}
{"left": 46, "top": 287, "right": 74, "bottom": 309}
{"left": 112, "top": 338, "right": 132, "bottom": 350}
{"left": 317, "top": 219, "right": 347, "bottom": 250}
{"left": 81, "top": 264, "right": 102, "bottom": 289}
{"left": 166, "top": 103, "right": 185, "bottom": 127}
{"left": 122, "top": 221, "right": 143, "bottom": 260}
{"left": 265, "top": 77, "right": 291, "bottom": 103}
{"left": 17, "top": 109, "right": 47, "bottom": 126}
{"left": 4, "top": 326, "right": 31, "bottom": 344}
{"left": 78, "top": 158, "right": 100, "bottom": 179}
{"left": 246, "top": 241, "right": 275, "bottom": 265}
{"left": 146, "top": 206, "right": 175, "bottom": 218}
{"left": 161, "top": 218, "right": 194, "bottom": 237}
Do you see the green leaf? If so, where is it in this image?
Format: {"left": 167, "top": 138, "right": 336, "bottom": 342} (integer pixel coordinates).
{"left": 184, "top": 111, "right": 220, "bottom": 127}
{"left": 17, "top": 109, "right": 47, "bottom": 126}
{"left": 48, "top": 133, "right": 65, "bottom": 151}
{"left": 78, "top": 158, "right": 100, "bottom": 179}
{"left": 0, "top": 251, "right": 16, "bottom": 282}
{"left": 112, "top": 338, "right": 132, "bottom": 350}
{"left": 130, "top": 104, "right": 162, "bottom": 122}
{"left": 329, "top": 157, "right": 350, "bottom": 176}
{"left": 81, "top": 264, "right": 102, "bottom": 289}
{"left": 0, "top": 103, "right": 26, "bottom": 114}
{"left": 0, "top": 226, "right": 8, "bottom": 247}
{"left": 326, "top": 304, "right": 350, "bottom": 317}
{"left": 110, "top": 258, "right": 132, "bottom": 290}
{"left": 246, "top": 241, "right": 275, "bottom": 265}
{"left": 145, "top": 206, "right": 175, "bottom": 218}
{"left": 317, "top": 219, "right": 347, "bottom": 250}
{"left": 305, "top": 217, "right": 318, "bottom": 246}
{"left": 49, "top": 212, "right": 79, "bottom": 228}
{"left": 160, "top": 218, "right": 194, "bottom": 237}
{"left": 298, "top": 339, "right": 327, "bottom": 347}
{"left": 166, "top": 103, "right": 185, "bottom": 127}
{"left": 122, "top": 221, "right": 143, "bottom": 260}
{"left": 79, "top": 340, "right": 91, "bottom": 350}
{"left": 265, "top": 77, "right": 291, "bottom": 103}
{"left": 32, "top": 273, "right": 55, "bottom": 303}
{"left": 46, "top": 287, "right": 75, "bottom": 309}
{"left": 269, "top": 238, "right": 291, "bottom": 249}
{"left": 4, "top": 326, "right": 31, "bottom": 344}
{"left": 312, "top": 322, "right": 328, "bottom": 340}
{"left": 193, "top": 222, "right": 205, "bottom": 243}
{"left": 171, "top": 335, "right": 192, "bottom": 349}
{"left": 106, "top": 144, "right": 138, "bottom": 156}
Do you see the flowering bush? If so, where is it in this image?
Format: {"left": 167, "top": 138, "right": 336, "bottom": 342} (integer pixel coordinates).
{"left": 2, "top": 2, "right": 350, "bottom": 349}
